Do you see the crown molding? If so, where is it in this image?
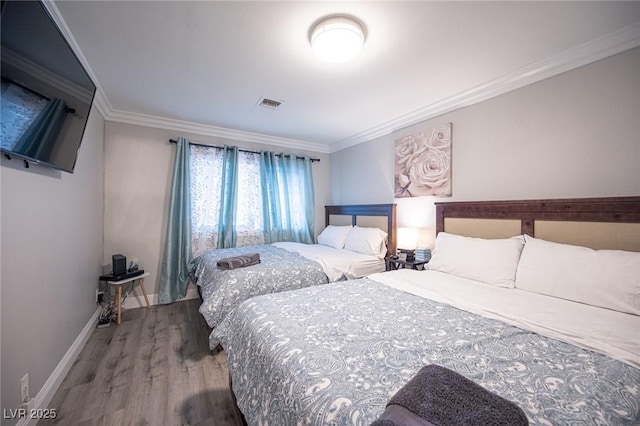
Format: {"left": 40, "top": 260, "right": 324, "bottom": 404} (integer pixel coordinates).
{"left": 328, "top": 21, "right": 640, "bottom": 153}
{"left": 106, "top": 109, "right": 331, "bottom": 154}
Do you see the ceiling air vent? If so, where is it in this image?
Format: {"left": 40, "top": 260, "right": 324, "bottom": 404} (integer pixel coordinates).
{"left": 257, "top": 97, "right": 284, "bottom": 110}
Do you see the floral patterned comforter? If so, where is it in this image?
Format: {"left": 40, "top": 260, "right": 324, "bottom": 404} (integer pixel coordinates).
{"left": 190, "top": 244, "right": 328, "bottom": 349}
{"left": 213, "top": 279, "right": 640, "bottom": 426}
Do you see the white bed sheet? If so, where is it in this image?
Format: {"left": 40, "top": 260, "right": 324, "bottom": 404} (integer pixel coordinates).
{"left": 369, "top": 269, "right": 640, "bottom": 368}
{"left": 272, "top": 242, "right": 385, "bottom": 282}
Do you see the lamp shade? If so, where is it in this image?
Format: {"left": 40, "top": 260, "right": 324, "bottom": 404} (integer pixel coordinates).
{"left": 397, "top": 227, "right": 419, "bottom": 250}
{"left": 311, "top": 16, "right": 365, "bottom": 63}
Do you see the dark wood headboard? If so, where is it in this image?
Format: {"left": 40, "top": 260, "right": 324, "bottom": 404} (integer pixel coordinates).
{"left": 325, "top": 204, "right": 397, "bottom": 256}
{"left": 435, "top": 197, "right": 640, "bottom": 251}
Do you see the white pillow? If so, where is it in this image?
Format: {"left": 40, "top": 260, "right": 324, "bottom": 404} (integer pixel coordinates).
{"left": 515, "top": 235, "right": 640, "bottom": 315}
{"left": 427, "top": 232, "right": 525, "bottom": 288}
{"left": 317, "top": 225, "right": 352, "bottom": 249}
{"left": 343, "top": 226, "right": 388, "bottom": 258}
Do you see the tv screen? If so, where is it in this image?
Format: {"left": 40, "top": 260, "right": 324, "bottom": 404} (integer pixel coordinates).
{"left": 1, "top": 0, "right": 96, "bottom": 173}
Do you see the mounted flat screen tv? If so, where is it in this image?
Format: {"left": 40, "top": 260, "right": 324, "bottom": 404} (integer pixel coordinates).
{"left": 1, "top": 0, "right": 96, "bottom": 173}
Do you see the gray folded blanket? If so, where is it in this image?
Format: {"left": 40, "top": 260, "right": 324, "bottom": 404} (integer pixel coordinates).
{"left": 216, "top": 253, "right": 260, "bottom": 270}
{"left": 370, "top": 364, "right": 529, "bottom": 426}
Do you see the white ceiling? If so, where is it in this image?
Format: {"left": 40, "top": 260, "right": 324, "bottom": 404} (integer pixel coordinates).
{"left": 52, "top": 1, "right": 640, "bottom": 153}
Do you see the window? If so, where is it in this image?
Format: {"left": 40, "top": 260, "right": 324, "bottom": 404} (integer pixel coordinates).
{"left": 190, "top": 145, "right": 314, "bottom": 255}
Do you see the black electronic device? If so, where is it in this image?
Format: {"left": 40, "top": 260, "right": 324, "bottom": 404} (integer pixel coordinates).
{"left": 0, "top": 0, "right": 97, "bottom": 173}
{"left": 112, "top": 254, "right": 127, "bottom": 276}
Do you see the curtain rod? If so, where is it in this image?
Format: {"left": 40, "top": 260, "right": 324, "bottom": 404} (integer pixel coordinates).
{"left": 169, "top": 139, "right": 320, "bottom": 163}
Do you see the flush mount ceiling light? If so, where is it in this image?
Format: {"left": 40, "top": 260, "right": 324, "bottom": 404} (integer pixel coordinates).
{"left": 310, "top": 16, "right": 365, "bottom": 63}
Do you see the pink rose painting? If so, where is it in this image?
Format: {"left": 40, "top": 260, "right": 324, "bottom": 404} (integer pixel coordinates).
{"left": 394, "top": 123, "right": 452, "bottom": 197}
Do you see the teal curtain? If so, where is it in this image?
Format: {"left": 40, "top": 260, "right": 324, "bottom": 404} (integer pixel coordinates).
{"left": 260, "top": 152, "right": 315, "bottom": 244}
{"left": 217, "top": 145, "right": 239, "bottom": 248}
{"left": 13, "top": 98, "right": 67, "bottom": 161}
{"left": 158, "top": 138, "right": 193, "bottom": 304}
{"left": 260, "top": 151, "right": 284, "bottom": 242}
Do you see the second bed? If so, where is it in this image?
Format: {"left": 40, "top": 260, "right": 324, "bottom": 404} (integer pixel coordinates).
{"left": 190, "top": 203, "right": 397, "bottom": 349}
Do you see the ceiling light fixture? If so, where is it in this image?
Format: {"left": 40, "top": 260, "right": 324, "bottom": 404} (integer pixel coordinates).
{"left": 310, "top": 15, "right": 365, "bottom": 63}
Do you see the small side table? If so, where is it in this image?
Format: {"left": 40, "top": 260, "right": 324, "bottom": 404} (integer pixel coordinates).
{"left": 386, "top": 257, "right": 428, "bottom": 271}
{"left": 107, "top": 272, "right": 151, "bottom": 324}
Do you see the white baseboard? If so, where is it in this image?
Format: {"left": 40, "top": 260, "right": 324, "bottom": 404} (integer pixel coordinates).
{"left": 17, "top": 307, "right": 101, "bottom": 426}
{"left": 122, "top": 284, "right": 200, "bottom": 309}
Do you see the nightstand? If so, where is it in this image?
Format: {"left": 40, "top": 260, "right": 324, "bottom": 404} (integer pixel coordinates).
{"left": 386, "top": 256, "right": 428, "bottom": 271}
{"left": 107, "top": 272, "right": 151, "bottom": 324}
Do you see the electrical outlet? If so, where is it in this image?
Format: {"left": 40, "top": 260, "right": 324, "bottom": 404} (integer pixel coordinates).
{"left": 21, "top": 373, "right": 29, "bottom": 403}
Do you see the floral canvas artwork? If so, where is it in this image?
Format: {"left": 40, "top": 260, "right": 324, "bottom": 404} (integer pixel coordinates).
{"left": 394, "top": 122, "right": 452, "bottom": 197}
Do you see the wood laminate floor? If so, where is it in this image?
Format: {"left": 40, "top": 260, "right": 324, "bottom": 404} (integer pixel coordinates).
{"left": 39, "top": 299, "right": 243, "bottom": 426}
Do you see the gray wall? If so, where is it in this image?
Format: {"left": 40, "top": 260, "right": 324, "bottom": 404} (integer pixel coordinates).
{"left": 330, "top": 47, "right": 640, "bottom": 239}
{"left": 103, "top": 122, "right": 331, "bottom": 298}
{"left": 0, "top": 107, "right": 104, "bottom": 420}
